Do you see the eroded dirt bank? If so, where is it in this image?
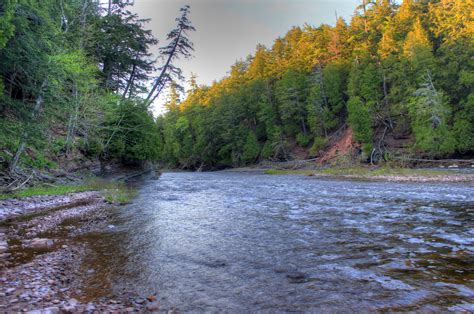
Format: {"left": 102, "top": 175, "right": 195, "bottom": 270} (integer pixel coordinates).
{"left": 0, "top": 192, "right": 160, "bottom": 313}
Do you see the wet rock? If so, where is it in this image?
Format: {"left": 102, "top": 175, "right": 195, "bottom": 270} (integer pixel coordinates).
{"left": 0, "top": 240, "right": 8, "bottom": 253}
{"left": 0, "top": 253, "right": 11, "bottom": 260}
{"left": 146, "top": 301, "right": 160, "bottom": 312}
{"left": 204, "top": 260, "right": 227, "bottom": 268}
{"left": 68, "top": 298, "right": 79, "bottom": 306}
{"left": 85, "top": 303, "right": 96, "bottom": 311}
{"left": 43, "top": 306, "right": 60, "bottom": 314}
{"left": 286, "top": 271, "right": 309, "bottom": 283}
{"left": 147, "top": 295, "right": 157, "bottom": 302}
{"left": 29, "top": 238, "right": 54, "bottom": 249}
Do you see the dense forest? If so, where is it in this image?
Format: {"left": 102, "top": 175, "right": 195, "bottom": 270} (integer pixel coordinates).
{"left": 0, "top": 0, "right": 194, "bottom": 182}
{"left": 157, "top": 0, "right": 473, "bottom": 169}
{"left": 0, "top": 0, "right": 473, "bottom": 178}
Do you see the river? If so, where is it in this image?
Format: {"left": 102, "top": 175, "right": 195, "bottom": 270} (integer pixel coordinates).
{"left": 79, "top": 171, "right": 473, "bottom": 312}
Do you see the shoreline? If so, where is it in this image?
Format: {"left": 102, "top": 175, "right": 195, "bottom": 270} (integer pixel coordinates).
{"left": 0, "top": 191, "right": 159, "bottom": 313}
{"left": 0, "top": 166, "right": 472, "bottom": 312}
{"left": 225, "top": 166, "right": 474, "bottom": 183}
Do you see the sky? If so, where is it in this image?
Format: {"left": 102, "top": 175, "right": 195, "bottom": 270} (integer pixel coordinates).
{"left": 130, "top": 0, "right": 359, "bottom": 114}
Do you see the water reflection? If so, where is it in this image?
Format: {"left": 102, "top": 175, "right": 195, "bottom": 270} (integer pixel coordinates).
{"left": 80, "top": 172, "right": 474, "bottom": 311}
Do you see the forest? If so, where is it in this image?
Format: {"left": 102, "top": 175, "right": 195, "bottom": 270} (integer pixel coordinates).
{"left": 0, "top": 0, "right": 473, "bottom": 178}
{"left": 0, "top": 0, "right": 194, "bottom": 184}
{"left": 157, "top": 0, "right": 473, "bottom": 169}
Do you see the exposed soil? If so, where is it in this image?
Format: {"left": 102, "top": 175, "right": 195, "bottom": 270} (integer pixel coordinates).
{"left": 318, "top": 127, "right": 359, "bottom": 165}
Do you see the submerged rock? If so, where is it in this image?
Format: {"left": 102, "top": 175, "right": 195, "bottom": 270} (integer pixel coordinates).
{"left": 28, "top": 238, "right": 54, "bottom": 249}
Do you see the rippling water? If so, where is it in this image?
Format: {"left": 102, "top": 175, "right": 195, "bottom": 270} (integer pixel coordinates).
{"left": 80, "top": 172, "right": 474, "bottom": 312}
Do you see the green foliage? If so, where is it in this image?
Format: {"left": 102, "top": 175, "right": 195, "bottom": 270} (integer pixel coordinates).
{"left": 309, "top": 137, "right": 327, "bottom": 157}
{"left": 296, "top": 133, "right": 311, "bottom": 147}
{"left": 453, "top": 94, "right": 474, "bottom": 153}
{"left": 242, "top": 132, "right": 260, "bottom": 164}
{"left": 51, "top": 138, "right": 67, "bottom": 155}
{"left": 347, "top": 97, "right": 373, "bottom": 144}
{"left": 264, "top": 166, "right": 464, "bottom": 179}
{"left": 0, "top": 0, "right": 178, "bottom": 174}
{"left": 156, "top": 0, "right": 473, "bottom": 168}
{"left": 408, "top": 72, "right": 456, "bottom": 156}
{"left": 275, "top": 69, "right": 309, "bottom": 136}
{"left": 106, "top": 100, "right": 160, "bottom": 163}
{"left": 0, "top": 1, "right": 15, "bottom": 49}
{"left": 0, "top": 177, "right": 136, "bottom": 202}
{"left": 1, "top": 0, "right": 472, "bottom": 175}
{"left": 23, "top": 151, "right": 57, "bottom": 170}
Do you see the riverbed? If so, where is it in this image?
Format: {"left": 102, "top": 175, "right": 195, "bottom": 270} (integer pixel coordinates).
{"left": 76, "top": 171, "right": 473, "bottom": 312}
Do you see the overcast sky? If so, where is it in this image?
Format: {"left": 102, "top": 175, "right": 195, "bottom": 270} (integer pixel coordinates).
{"left": 130, "top": 0, "right": 359, "bottom": 113}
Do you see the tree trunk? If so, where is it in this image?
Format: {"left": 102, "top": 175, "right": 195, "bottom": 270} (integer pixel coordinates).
{"left": 122, "top": 55, "right": 138, "bottom": 100}
{"left": 150, "top": 78, "right": 169, "bottom": 104}
{"left": 145, "top": 28, "right": 183, "bottom": 106}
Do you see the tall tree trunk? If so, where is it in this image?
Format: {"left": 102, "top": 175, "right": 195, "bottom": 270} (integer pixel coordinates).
{"left": 145, "top": 28, "right": 183, "bottom": 106}
{"left": 149, "top": 78, "right": 169, "bottom": 104}
{"left": 122, "top": 54, "right": 139, "bottom": 100}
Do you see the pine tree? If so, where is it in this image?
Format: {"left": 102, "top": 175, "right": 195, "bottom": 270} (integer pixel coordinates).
{"left": 146, "top": 5, "right": 195, "bottom": 105}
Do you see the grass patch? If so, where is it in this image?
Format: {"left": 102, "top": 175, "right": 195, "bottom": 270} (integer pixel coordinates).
{"left": 0, "top": 178, "right": 137, "bottom": 204}
{"left": 0, "top": 184, "right": 92, "bottom": 200}
{"left": 103, "top": 185, "right": 137, "bottom": 205}
{"left": 265, "top": 169, "right": 316, "bottom": 175}
{"left": 265, "top": 166, "right": 458, "bottom": 177}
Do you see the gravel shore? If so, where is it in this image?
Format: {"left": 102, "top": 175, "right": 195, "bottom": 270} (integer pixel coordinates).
{"left": 0, "top": 191, "right": 160, "bottom": 313}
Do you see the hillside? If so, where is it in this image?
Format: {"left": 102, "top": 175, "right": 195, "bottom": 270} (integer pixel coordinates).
{"left": 0, "top": 0, "right": 473, "bottom": 185}
{"left": 0, "top": 0, "right": 194, "bottom": 188}
{"left": 155, "top": 0, "right": 474, "bottom": 170}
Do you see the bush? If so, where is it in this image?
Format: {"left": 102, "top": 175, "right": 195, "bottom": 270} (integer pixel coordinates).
{"left": 296, "top": 133, "right": 311, "bottom": 146}
{"left": 242, "top": 132, "right": 260, "bottom": 164}
{"left": 261, "top": 141, "right": 274, "bottom": 159}
{"left": 23, "top": 151, "right": 57, "bottom": 170}
{"left": 51, "top": 138, "right": 67, "bottom": 155}
{"left": 347, "top": 97, "right": 373, "bottom": 144}
{"left": 309, "top": 137, "right": 327, "bottom": 156}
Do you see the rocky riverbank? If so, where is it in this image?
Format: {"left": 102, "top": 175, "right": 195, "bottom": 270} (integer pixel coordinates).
{"left": 263, "top": 167, "right": 474, "bottom": 183}
{"left": 0, "top": 191, "right": 161, "bottom": 313}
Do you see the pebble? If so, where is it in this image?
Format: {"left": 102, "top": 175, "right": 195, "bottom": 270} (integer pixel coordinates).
{"left": 0, "top": 192, "right": 146, "bottom": 312}
{"left": 147, "top": 295, "right": 157, "bottom": 302}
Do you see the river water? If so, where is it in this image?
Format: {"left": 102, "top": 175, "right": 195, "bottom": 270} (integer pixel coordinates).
{"left": 80, "top": 172, "right": 474, "bottom": 312}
